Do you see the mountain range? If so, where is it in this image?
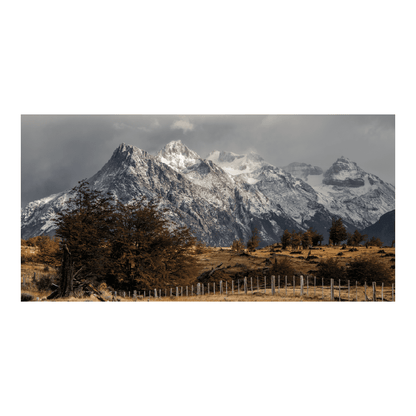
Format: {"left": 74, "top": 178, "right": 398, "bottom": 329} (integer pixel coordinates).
{"left": 21, "top": 140, "right": 395, "bottom": 247}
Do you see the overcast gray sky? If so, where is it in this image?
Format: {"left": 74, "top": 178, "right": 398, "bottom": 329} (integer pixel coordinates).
{"left": 21, "top": 115, "right": 395, "bottom": 207}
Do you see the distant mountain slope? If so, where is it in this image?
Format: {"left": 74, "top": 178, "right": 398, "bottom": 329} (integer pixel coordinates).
{"left": 21, "top": 142, "right": 395, "bottom": 246}
{"left": 282, "top": 156, "right": 395, "bottom": 229}
{"left": 360, "top": 210, "right": 395, "bottom": 246}
{"left": 281, "top": 162, "right": 323, "bottom": 181}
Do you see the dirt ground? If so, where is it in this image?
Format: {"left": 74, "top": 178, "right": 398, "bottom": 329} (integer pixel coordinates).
{"left": 21, "top": 243, "right": 395, "bottom": 302}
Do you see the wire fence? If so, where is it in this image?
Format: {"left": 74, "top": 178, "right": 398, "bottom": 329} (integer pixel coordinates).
{"left": 21, "top": 272, "right": 395, "bottom": 302}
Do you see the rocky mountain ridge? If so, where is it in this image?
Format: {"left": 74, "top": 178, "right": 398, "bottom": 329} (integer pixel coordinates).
{"left": 21, "top": 141, "right": 395, "bottom": 246}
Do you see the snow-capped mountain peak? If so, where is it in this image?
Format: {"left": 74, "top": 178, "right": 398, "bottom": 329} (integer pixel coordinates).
{"left": 323, "top": 156, "right": 365, "bottom": 187}
{"left": 21, "top": 143, "right": 395, "bottom": 245}
{"left": 156, "top": 140, "right": 201, "bottom": 172}
{"left": 206, "top": 150, "right": 271, "bottom": 175}
{"left": 281, "top": 162, "right": 324, "bottom": 181}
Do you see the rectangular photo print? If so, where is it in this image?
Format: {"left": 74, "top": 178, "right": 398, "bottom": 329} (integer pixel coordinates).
{"left": 21, "top": 115, "right": 395, "bottom": 302}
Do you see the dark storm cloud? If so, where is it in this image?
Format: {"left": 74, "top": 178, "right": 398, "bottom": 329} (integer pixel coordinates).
{"left": 21, "top": 115, "right": 395, "bottom": 207}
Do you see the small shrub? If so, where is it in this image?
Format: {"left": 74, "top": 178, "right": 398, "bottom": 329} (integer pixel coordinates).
{"left": 346, "top": 254, "right": 394, "bottom": 284}
{"left": 337, "top": 252, "right": 344, "bottom": 256}
{"left": 270, "top": 257, "right": 296, "bottom": 277}
{"left": 35, "top": 274, "right": 55, "bottom": 292}
{"left": 21, "top": 293, "right": 33, "bottom": 302}
{"left": 316, "top": 258, "right": 346, "bottom": 280}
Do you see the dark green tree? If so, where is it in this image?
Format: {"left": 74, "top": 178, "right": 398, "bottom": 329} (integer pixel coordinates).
{"left": 308, "top": 227, "right": 324, "bottom": 246}
{"left": 280, "top": 229, "right": 291, "bottom": 250}
{"left": 329, "top": 218, "right": 347, "bottom": 245}
{"left": 368, "top": 236, "right": 383, "bottom": 247}
{"left": 351, "top": 230, "right": 367, "bottom": 246}
{"left": 53, "top": 180, "right": 116, "bottom": 296}
{"left": 247, "top": 227, "right": 261, "bottom": 252}
{"left": 301, "top": 230, "right": 312, "bottom": 250}
{"left": 290, "top": 230, "right": 302, "bottom": 250}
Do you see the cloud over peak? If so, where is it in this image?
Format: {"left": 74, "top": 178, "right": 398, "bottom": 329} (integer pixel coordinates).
{"left": 170, "top": 119, "right": 194, "bottom": 133}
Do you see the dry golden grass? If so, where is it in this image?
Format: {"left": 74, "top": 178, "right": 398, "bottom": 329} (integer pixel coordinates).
{"left": 21, "top": 244, "right": 395, "bottom": 302}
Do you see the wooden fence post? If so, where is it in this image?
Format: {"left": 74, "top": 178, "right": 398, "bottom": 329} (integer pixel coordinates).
{"left": 232, "top": 280, "right": 234, "bottom": 295}
{"left": 192, "top": 285, "right": 194, "bottom": 296}
{"left": 176, "top": 287, "right": 179, "bottom": 297}
{"left": 330, "top": 279, "right": 334, "bottom": 301}
{"left": 264, "top": 276, "right": 266, "bottom": 294}
{"left": 197, "top": 283, "right": 201, "bottom": 296}
{"left": 364, "top": 282, "right": 367, "bottom": 301}
{"left": 338, "top": 279, "right": 341, "bottom": 302}
{"left": 220, "top": 281, "right": 223, "bottom": 295}
{"left": 372, "top": 282, "right": 376, "bottom": 302}
{"left": 381, "top": 283, "right": 384, "bottom": 302}
{"left": 300, "top": 275, "right": 304, "bottom": 296}
{"left": 278, "top": 275, "right": 280, "bottom": 294}
{"left": 165, "top": 289, "right": 167, "bottom": 297}
{"left": 213, "top": 282, "right": 215, "bottom": 295}
{"left": 257, "top": 276, "right": 259, "bottom": 292}
{"left": 314, "top": 276, "right": 316, "bottom": 296}
{"left": 226, "top": 281, "right": 228, "bottom": 295}
{"left": 285, "top": 275, "right": 287, "bottom": 296}
{"left": 293, "top": 276, "right": 295, "bottom": 295}
{"left": 154, "top": 289, "right": 157, "bottom": 298}
{"left": 123, "top": 291, "right": 126, "bottom": 298}
{"left": 208, "top": 283, "right": 210, "bottom": 295}
{"left": 170, "top": 288, "right": 172, "bottom": 297}
{"left": 244, "top": 277, "right": 247, "bottom": 295}
{"left": 251, "top": 277, "right": 253, "bottom": 294}
{"left": 202, "top": 284, "right": 204, "bottom": 296}
{"left": 238, "top": 279, "right": 240, "bottom": 295}
{"left": 271, "top": 275, "right": 275, "bottom": 295}
{"left": 306, "top": 276, "right": 309, "bottom": 296}
{"left": 186, "top": 286, "right": 188, "bottom": 297}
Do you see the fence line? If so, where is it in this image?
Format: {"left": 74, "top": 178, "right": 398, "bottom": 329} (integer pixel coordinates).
{"left": 21, "top": 272, "right": 395, "bottom": 302}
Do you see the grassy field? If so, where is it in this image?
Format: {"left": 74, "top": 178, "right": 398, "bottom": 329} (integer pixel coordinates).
{"left": 21, "top": 244, "right": 395, "bottom": 302}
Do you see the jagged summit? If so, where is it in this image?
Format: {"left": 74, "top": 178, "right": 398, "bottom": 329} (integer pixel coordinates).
{"left": 156, "top": 140, "right": 201, "bottom": 172}
{"left": 21, "top": 142, "right": 395, "bottom": 244}
{"left": 110, "top": 142, "right": 151, "bottom": 162}
{"left": 281, "top": 162, "right": 323, "bottom": 181}
{"left": 323, "top": 157, "right": 365, "bottom": 187}
{"left": 206, "top": 150, "right": 271, "bottom": 175}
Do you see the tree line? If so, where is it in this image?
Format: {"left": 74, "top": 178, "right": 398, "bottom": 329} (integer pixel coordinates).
{"left": 33, "top": 180, "right": 200, "bottom": 297}
{"left": 227, "top": 216, "right": 386, "bottom": 254}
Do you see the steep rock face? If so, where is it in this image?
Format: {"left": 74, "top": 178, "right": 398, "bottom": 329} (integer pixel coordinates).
{"left": 281, "top": 162, "right": 323, "bottom": 181}
{"left": 360, "top": 210, "right": 395, "bottom": 246}
{"left": 21, "top": 143, "right": 302, "bottom": 247}
{"left": 21, "top": 143, "right": 395, "bottom": 246}
{"left": 310, "top": 157, "right": 395, "bottom": 229}
{"left": 323, "top": 156, "right": 365, "bottom": 187}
